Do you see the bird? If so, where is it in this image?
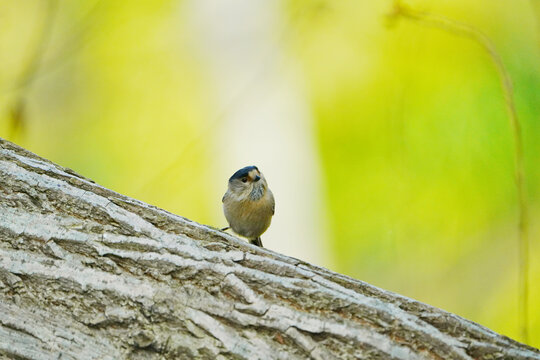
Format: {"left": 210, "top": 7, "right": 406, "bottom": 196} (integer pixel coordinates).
{"left": 222, "top": 165, "right": 274, "bottom": 247}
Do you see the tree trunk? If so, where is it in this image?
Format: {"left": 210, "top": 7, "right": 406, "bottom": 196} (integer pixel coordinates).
{"left": 0, "top": 138, "right": 537, "bottom": 360}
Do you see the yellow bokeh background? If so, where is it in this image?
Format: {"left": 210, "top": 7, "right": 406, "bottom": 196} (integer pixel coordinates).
{"left": 1, "top": 0, "right": 538, "bottom": 347}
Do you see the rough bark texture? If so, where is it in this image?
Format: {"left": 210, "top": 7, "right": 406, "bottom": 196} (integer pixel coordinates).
{"left": 0, "top": 138, "right": 538, "bottom": 360}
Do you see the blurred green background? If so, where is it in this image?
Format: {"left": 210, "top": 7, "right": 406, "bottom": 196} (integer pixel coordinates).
{"left": 1, "top": 0, "right": 538, "bottom": 347}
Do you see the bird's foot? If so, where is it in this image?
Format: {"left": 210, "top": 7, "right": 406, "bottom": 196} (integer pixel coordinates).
{"left": 250, "top": 237, "right": 263, "bottom": 247}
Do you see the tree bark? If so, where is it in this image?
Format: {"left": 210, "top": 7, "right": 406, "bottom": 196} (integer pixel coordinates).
{"left": 0, "top": 137, "right": 537, "bottom": 360}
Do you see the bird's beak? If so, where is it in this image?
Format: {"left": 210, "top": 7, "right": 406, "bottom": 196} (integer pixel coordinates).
{"left": 254, "top": 175, "right": 261, "bottom": 182}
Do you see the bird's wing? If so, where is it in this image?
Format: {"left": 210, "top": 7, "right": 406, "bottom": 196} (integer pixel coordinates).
{"left": 270, "top": 191, "right": 275, "bottom": 215}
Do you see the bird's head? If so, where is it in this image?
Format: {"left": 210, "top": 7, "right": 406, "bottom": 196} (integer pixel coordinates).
{"left": 228, "top": 165, "right": 267, "bottom": 199}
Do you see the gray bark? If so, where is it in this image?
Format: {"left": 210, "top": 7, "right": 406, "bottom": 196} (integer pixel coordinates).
{"left": 0, "top": 137, "right": 538, "bottom": 360}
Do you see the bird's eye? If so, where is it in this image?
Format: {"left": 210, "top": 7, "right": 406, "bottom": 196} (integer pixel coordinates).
{"left": 241, "top": 177, "right": 248, "bottom": 183}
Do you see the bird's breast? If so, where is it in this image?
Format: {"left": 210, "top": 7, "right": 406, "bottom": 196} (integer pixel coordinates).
{"left": 223, "top": 189, "right": 274, "bottom": 239}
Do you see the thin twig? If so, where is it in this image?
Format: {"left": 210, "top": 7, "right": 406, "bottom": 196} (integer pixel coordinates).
{"left": 7, "top": 0, "right": 58, "bottom": 139}
{"left": 3, "top": 0, "right": 103, "bottom": 95}
{"left": 15, "top": 0, "right": 59, "bottom": 90}
{"left": 26, "top": 0, "right": 104, "bottom": 87}
{"left": 389, "top": 0, "right": 529, "bottom": 343}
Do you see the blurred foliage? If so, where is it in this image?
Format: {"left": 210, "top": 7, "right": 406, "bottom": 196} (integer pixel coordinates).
{"left": 285, "top": 0, "right": 539, "bottom": 345}
{"left": 0, "top": 0, "right": 538, "bottom": 347}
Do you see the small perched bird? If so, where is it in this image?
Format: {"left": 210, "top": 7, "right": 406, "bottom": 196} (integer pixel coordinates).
{"left": 222, "top": 165, "right": 274, "bottom": 247}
